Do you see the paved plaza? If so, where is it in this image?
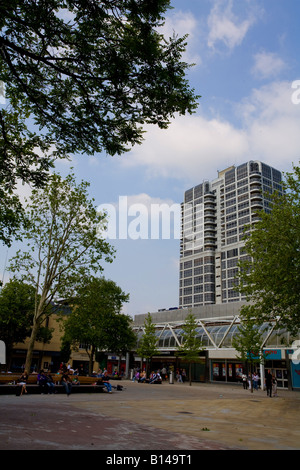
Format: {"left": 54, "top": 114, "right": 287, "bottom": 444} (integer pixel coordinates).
{"left": 0, "top": 380, "right": 299, "bottom": 451}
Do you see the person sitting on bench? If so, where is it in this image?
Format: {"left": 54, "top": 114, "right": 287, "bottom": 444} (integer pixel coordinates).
{"left": 149, "top": 371, "right": 161, "bottom": 384}
{"left": 102, "top": 371, "right": 112, "bottom": 393}
{"left": 61, "top": 370, "right": 72, "bottom": 396}
{"left": 139, "top": 371, "right": 147, "bottom": 383}
{"left": 17, "top": 370, "right": 28, "bottom": 396}
{"left": 38, "top": 370, "right": 48, "bottom": 394}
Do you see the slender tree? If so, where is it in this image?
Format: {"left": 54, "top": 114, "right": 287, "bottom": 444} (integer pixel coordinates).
{"left": 8, "top": 172, "right": 114, "bottom": 372}
{"left": 176, "top": 313, "right": 203, "bottom": 386}
{"left": 232, "top": 314, "right": 265, "bottom": 393}
{"left": 136, "top": 313, "right": 158, "bottom": 377}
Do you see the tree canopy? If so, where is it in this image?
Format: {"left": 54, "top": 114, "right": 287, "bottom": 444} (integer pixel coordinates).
{"left": 62, "top": 276, "right": 133, "bottom": 374}
{"left": 0, "top": 279, "right": 36, "bottom": 369}
{"left": 237, "top": 163, "right": 300, "bottom": 336}
{"left": 0, "top": 0, "right": 199, "bottom": 245}
{"left": 0, "top": 107, "right": 55, "bottom": 245}
{"left": 0, "top": 0, "right": 198, "bottom": 155}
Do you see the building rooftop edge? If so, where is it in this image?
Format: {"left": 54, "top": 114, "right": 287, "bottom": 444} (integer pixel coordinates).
{"left": 133, "top": 301, "right": 248, "bottom": 326}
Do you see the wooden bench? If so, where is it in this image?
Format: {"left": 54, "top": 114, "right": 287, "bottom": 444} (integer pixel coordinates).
{"left": 0, "top": 373, "right": 120, "bottom": 385}
{"left": 0, "top": 373, "right": 40, "bottom": 385}
{"left": 0, "top": 374, "right": 123, "bottom": 395}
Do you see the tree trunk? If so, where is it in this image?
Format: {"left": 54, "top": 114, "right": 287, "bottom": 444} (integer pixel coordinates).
{"left": 88, "top": 345, "right": 95, "bottom": 375}
{"left": 189, "top": 362, "right": 192, "bottom": 386}
{"left": 24, "top": 321, "right": 40, "bottom": 373}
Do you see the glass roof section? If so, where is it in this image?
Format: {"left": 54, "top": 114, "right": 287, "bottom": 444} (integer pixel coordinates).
{"left": 135, "top": 321, "right": 298, "bottom": 350}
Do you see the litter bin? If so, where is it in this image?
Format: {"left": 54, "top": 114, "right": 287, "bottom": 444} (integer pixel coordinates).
{"left": 169, "top": 371, "right": 174, "bottom": 384}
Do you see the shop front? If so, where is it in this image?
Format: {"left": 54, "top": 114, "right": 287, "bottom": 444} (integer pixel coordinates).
{"left": 106, "top": 355, "right": 127, "bottom": 375}
{"left": 209, "top": 348, "right": 295, "bottom": 389}
{"left": 131, "top": 351, "right": 177, "bottom": 373}
{"left": 178, "top": 357, "right": 207, "bottom": 382}
{"left": 263, "top": 348, "right": 300, "bottom": 390}
{"left": 263, "top": 349, "right": 288, "bottom": 389}
{"left": 209, "top": 349, "right": 243, "bottom": 383}
{"left": 151, "top": 354, "right": 177, "bottom": 372}
{"left": 211, "top": 360, "right": 244, "bottom": 383}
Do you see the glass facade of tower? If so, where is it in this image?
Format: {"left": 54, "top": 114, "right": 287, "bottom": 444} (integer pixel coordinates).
{"left": 179, "top": 161, "right": 282, "bottom": 308}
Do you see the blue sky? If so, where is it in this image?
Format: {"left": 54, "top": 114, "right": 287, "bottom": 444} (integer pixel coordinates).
{"left": 1, "top": 0, "right": 300, "bottom": 318}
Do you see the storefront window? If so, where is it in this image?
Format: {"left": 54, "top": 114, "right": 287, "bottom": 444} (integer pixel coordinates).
{"left": 211, "top": 360, "right": 244, "bottom": 383}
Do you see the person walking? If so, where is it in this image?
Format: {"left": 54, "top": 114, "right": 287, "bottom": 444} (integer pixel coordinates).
{"left": 265, "top": 369, "right": 273, "bottom": 397}
{"left": 247, "top": 373, "right": 252, "bottom": 390}
{"left": 253, "top": 372, "right": 259, "bottom": 390}
{"left": 176, "top": 369, "right": 182, "bottom": 383}
{"left": 272, "top": 374, "right": 278, "bottom": 397}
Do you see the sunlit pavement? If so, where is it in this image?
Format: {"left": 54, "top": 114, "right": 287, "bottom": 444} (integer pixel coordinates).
{"left": 0, "top": 380, "right": 299, "bottom": 451}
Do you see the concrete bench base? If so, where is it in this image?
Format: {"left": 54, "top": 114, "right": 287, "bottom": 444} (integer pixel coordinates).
{"left": 0, "top": 384, "right": 107, "bottom": 395}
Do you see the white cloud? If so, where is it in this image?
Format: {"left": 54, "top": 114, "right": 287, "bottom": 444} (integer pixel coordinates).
{"left": 101, "top": 193, "right": 176, "bottom": 211}
{"left": 252, "top": 51, "right": 286, "bottom": 79}
{"left": 207, "top": 0, "right": 257, "bottom": 51}
{"left": 238, "top": 81, "right": 300, "bottom": 124}
{"left": 122, "top": 81, "right": 300, "bottom": 183}
{"left": 122, "top": 114, "right": 249, "bottom": 185}
{"left": 239, "top": 81, "right": 300, "bottom": 169}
